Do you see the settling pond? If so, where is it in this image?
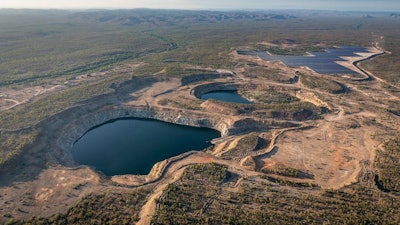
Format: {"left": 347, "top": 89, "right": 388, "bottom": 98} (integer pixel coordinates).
{"left": 71, "top": 119, "right": 220, "bottom": 176}
{"left": 238, "top": 46, "right": 372, "bottom": 75}
{"left": 200, "top": 90, "right": 252, "bottom": 104}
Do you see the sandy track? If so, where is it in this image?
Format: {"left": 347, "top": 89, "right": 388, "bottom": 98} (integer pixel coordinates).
{"left": 136, "top": 151, "right": 262, "bottom": 225}
{"left": 136, "top": 153, "right": 212, "bottom": 225}
{"left": 136, "top": 168, "right": 186, "bottom": 225}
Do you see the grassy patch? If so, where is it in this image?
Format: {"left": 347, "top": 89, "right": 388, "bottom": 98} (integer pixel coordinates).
{"left": 240, "top": 88, "right": 299, "bottom": 104}
{"left": 0, "top": 77, "right": 122, "bottom": 130}
{"left": 153, "top": 166, "right": 400, "bottom": 224}
{"left": 18, "top": 189, "right": 151, "bottom": 225}
{"left": 0, "top": 129, "right": 38, "bottom": 164}
{"left": 362, "top": 30, "right": 400, "bottom": 85}
{"left": 299, "top": 73, "right": 346, "bottom": 94}
{"left": 152, "top": 163, "right": 228, "bottom": 224}
{"left": 252, "top": 44, "right": 325, "bottom": 56}
{"left": 157, "top": 97, "right": 202, "bottom": 110}
{"left": 243, "top": 66, "right": 295, "bottom": 83}
{"left": 375, "top": 137, "right": 400, "bottom": 193}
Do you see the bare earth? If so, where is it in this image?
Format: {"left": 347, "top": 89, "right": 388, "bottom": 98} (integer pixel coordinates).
{"left": 1, "top": 45, "right": 399, "bottom": 224}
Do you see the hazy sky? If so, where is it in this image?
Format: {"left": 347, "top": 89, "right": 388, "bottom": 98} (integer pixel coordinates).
{"left": 0, "top": 0, "right": 399, "bottom": 11}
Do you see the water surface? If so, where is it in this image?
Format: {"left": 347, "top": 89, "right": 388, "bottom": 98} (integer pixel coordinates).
{"left": 72, "top": 119, "right": 220, "bottom": 176}
{"left": 201, "top": 90, "right": 252, "bottom": 104}
{"left": 238, "top": 46, "right": 371, "bottom": 75}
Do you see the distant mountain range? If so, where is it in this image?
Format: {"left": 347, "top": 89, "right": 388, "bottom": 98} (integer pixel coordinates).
{"left": 70, "top": 10, "right": 297, "bottom": 26}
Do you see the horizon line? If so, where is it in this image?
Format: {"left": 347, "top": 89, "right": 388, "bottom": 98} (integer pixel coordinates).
{"left": 0, "top": 7, "right": 398, "bottom": 13}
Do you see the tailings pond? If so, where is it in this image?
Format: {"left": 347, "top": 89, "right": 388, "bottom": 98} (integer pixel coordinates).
{"left": 71, "top": 118, "right": 220, "bottom": 176}
{"left": 201, "top": 90, "right": 252, "bottom": 104}
{"left": 238, "top": 46, "right": 372, "bottom": 75}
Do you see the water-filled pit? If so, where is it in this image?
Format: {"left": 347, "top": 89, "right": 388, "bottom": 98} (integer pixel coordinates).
{"left": 200, "top": 90, "right": 252, "bottom": 104}
{"left": 71, "top": 118, "right": 220, "bottom": 176}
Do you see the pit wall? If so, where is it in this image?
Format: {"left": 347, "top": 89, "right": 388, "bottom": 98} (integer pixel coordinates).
{"left": 181, "top": 73, "right": 234, "bottom": 85}
{"left": 191, "top": 82, "right": 240, "bottom": 98}
{"left": 57, "top": 105, "right": 241, "bottom": 154}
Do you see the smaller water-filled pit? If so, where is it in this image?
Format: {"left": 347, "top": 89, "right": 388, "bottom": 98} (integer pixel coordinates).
{"left": 200, "top": 90, "right": 253, "bottom": 104}
{"left": 71, "top": 118, "right": 220, "bottom": 176}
